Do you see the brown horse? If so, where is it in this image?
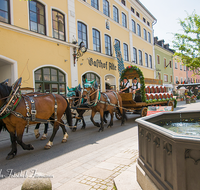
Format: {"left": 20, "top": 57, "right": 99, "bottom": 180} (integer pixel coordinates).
{"left": 0, "top": 82, "right": 72, "bottom": 160}
{"left": 82, "top": 80, "right": 126, "bottom": 132}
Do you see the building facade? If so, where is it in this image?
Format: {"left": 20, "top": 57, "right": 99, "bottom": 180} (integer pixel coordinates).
{"left": 154, "top": 37, "right": 174, "bottom": 92}
{"left": 0, "top": 0, "right": 156, "bottom": 93}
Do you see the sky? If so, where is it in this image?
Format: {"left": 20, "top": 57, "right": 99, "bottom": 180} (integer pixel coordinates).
{"left": 140, "top": 0, "right": 200, "bottom": 49}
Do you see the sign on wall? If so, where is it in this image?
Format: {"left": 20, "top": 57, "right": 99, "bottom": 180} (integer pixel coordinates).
{"left": 88, "top": 58, "right": 116, "bottom": 71}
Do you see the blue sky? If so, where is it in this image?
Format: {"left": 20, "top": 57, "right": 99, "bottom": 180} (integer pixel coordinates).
{"left": 140, "top": 0, "right": 200, "bottom": 48}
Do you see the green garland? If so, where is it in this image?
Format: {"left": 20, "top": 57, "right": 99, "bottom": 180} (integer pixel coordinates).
{"left": 120, "top": 65, "right": 146, "bottom": 102}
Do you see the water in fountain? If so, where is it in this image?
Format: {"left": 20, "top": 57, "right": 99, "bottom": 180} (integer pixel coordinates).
{"left": 161, "top": 121, "right": 200, "bottom": 136}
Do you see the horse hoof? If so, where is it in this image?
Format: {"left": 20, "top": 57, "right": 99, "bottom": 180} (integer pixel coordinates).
{"left": 72, "top": 128, "right": 77, "bottom": 132}
{"left": 81, "top": 126, "right": 85, "bottom": 130}
{"left": 62, "top": 139, "right": 67, "bottom": 143}
{"left": 44, "top": 145, "right": 51, "bottom": 149}
{"left": 6, "top": 154, "right": 15, "bottom": 160}
{"left": 29, "top": 144, "right": 34, "bottom": 150}
{"left": 40, "top": 136, "right": 47, "bottom": 140}
{"left": 35, "top": 133, "right": 40, "bottom": 139}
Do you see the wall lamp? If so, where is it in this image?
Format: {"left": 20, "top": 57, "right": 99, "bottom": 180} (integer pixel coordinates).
{"left": 73, "top": 41, "right": 87, "bottom": 66}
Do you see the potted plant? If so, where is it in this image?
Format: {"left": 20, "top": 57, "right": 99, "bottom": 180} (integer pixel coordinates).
{"left": 191, "top": 95, "right": 196, "bottom": 103}
{"left": 186, "top": 96, "right": 191, "bottom": 104}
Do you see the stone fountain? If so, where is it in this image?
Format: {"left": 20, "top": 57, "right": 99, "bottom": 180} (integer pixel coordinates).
{"left": 136, "top": 110, "right": 200, "bottom": 190}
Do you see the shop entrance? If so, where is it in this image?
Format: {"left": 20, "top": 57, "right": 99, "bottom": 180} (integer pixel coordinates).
{"left": 105, "top": 75, "right": 116, "bottom": 91}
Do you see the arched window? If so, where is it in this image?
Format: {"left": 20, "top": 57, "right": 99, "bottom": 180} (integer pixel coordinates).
{"left": 0, "top": 0, "right": 10, "bottom": 24}
{"left": 52, "top": 10, "right": 65, "bottom": 41}
{"left": 82, "top": 72, "right": 100, "bottom": 87}
{"left": 77, "top": 21, "right": 88, "bottom": 48}
{"left": 35, "top": 67, "right": 66, "bottom": 94}
{"left": 29, "top": 0, "right": 46, "bottom": 35}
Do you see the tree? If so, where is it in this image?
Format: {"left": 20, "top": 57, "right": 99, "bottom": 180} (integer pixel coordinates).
{"left": 173, "top": 12, "right": 200, "bottom": 76}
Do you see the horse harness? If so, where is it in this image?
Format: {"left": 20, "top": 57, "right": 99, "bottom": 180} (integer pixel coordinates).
{"left": 0, "top": 86, "right": 58, "bottom": 131}
{"left": 99, "top": 91, "right": 120, "bottom": 110}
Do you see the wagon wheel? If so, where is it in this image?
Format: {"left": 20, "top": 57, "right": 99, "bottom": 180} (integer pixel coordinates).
{"left": 140, "top": 107, "right": 148, "bottom": 117}
{"left": 115, "top": 109, "right": 122, "bottom": 120}
{"left": 167, "top": 101, "right": 174, "bottom": 111}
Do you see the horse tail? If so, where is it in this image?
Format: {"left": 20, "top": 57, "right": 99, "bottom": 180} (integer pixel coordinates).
{"left": 0, "top": 120, "right": 8, "bottom": 133}
{"left": 117, "top": 94, "right": 127, "bottom": 125}
{"left": 63, "top": 96, "right": 73, "bottom": 126}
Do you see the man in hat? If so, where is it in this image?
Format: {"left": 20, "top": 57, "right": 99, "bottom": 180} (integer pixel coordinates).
{"left": 131, "top": 77, "right": 141, "bottom": 101}
{"left": 119, "top": 77, "right": 130, "bottom": 93}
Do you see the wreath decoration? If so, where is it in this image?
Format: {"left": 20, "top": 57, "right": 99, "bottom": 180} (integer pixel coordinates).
{"left": 120, "top": 65, "right": 146, "bottom": 102}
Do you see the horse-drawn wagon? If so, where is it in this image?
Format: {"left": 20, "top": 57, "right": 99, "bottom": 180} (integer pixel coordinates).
{"left": 115, "top": 66, "right": 176, "bottom": 119}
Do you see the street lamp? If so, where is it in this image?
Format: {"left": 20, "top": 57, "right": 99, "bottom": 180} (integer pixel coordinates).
{"left": 73, "top": 42, "right": 87, "bottom": 66}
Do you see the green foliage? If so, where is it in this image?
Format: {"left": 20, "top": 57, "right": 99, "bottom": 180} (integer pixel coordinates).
{"left": 173, "top": 12, "right": 200, "bottom": 75}
{"left": 120, "top": 65, "right": 146, "bottom": 102}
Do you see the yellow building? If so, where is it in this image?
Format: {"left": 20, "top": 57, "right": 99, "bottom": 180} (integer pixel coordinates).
{"left": 0, "top": 0, "right": 156, "bottom": 93}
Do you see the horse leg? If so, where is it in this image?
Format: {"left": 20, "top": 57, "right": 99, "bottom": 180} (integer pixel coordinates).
{"left": 60, "top": 119, "right": 69, "bottom": 143}
{"left": 98, "top": 110, "right": 104, "bottom": 132}
{"left": 40, "top": 123, "right": 48, "bottom": 140}
{"left": 80, "top": 110, "right": 86, "bottom": 129}
{"left": 6, "top": 132, "right": 18, "bottom": 160}
{"left": 107, "top": 111, "right": 114, "bottom": 128}
{"left": 44, "top": 123, "right": 59, "bottom": 149}
{"left": 34, "top": 123, "right": 40, "bottom": 139}
{"left": 90, "top": 109, "right": 100, "bottom": 127}
{"left": 16, "top": 128, "right": 34, "bottom": 151}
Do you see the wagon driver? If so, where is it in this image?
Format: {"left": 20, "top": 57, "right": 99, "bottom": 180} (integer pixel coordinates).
{"left": 119, "top": 77, "right": 130, "bottom": 93}
{"left": 131, "top": 77, "right": 140, "bottom": 95}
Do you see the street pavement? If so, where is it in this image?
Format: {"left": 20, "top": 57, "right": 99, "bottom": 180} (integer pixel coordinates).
{"left": 0, "top": 100, "right": 200, "bottom": 190}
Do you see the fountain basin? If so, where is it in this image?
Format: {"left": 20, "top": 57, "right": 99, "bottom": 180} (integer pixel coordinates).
{"left": 136, "top": 111, "right": 200, "bottom": 190}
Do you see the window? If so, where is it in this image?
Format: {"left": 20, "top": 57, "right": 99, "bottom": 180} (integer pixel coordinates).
{"left": 131, "top": 7, "right": 134, "bottom": 13}
{"left": 137, "top": 24, "right": 141, "bottom": 36}
{"left": 82, "top": 72, "right": 100, "bottom": 88}
{"left": 170, "top": 76, "right": 173, "bottom": 83}
{"left": 176, "top": 76, "right": 178, "bottom": 83}
{"left": 181, "top": 77, "right": 183, "bottom": 84}
{"left": 113, "top": 6, "right": 119, "bottom": 23}
{"left": 136, "top": 12, "right": 140, "bottom": 17}
{"left": 115, "top": 39, "right": 120, "bottom": 48}
{"left": 133, "top": 47, "right": 137, "bottom": 64}
{"left": 78, "top": 21, "right": 88, "bottom": 48}
{"left": 121, "top": 0, "right": 126, "bottom": 6}
{"left": 131, "top": 19, "right": 136, "bottom": 33}
{"left": 0, "top": 0, "right": 10, "bottom": 23}
{"left": 123, "top": 43, "right": 128, "bottom": 61}
{"left": 143, "top": 17, "right": 146, "bottom": 23}
{"left": 29, "top": 0, "right": 46, "bottom": 35}
{"left": 103, "top": 0, "right": 109, "bottom": 17}
{"left": 180, "top": 64, "right": 182, "bottom": 70}
{"left": 169, "top": 60, "right": 172, "bottom": 68}
{"left": 92, "top": 29, "right": 101, "bottom": 52}
{"left": 157, "top": 55, "right": 160, "bottom": 64}
{"left": 158, "top": 72, "right": 161, "bottom": 80}
{"left": 145, "top": 53, "right": 148, "bottom": 67}
{"left": 148, "top": 32, "right": 151, "bottom": 43}
{"left": 143, "top": 28, "right": 147, "bottom": 40}
{"left": 149, "top": 55, "right": 152, "bottom": 68}
{"left": 138, "top": 50, "right": 142, "bottom": 65}
{"left": 122, "top": 13, "right": 127, "bottom": 28}
{"left": 35, "top": 67, "right": 66, "bottom": 94}
{"left": 52, "top": 10, "right": 65, "bottom": 41}
{"left": 91, "top": 0, "right": 99, "bottom": 10}
{"left": 105, "top": 34, "right": 111, "bottom": 56}
{"left": 164, "top": 74, "right": 168, "bottom": 82}
{"left": 164, "top": 58, "right": 166, "bottom": 68}
{"left": 175, "top": 61, "right": 178, "bottom": 69}
{"left": 147, "top": 21, "right": 150, "bottom": 26}
{"left": 184, "top": 65, "right": 186, "bottom": 71}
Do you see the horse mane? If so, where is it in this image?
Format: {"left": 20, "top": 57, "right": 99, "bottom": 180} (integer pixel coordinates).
{"left": 0, "top": 83, "right": 12, "bottom": 99}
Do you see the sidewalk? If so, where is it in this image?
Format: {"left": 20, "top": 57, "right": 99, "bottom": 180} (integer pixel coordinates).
{"left": 1, "top": 100, "right": 200, "bottom": 190}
